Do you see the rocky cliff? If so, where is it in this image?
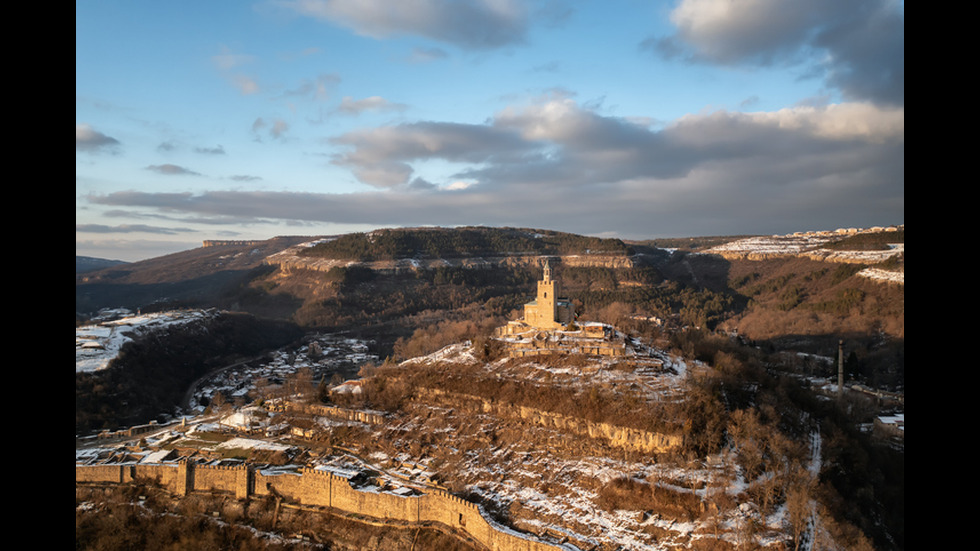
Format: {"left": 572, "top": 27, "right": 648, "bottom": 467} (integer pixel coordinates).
{"left": 265, "top": 240, "right": 638, "bottom": 274}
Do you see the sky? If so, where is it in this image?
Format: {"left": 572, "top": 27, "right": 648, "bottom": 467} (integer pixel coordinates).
{"left": 76, "top": 0, "right": 904, "bottom": 262}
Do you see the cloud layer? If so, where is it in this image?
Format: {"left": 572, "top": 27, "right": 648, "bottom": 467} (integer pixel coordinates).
{"left": 648, "top": 0, "right": 904, "bottom": 106}
{"left": 328, "top": 95, "right": 903, "bottom": 190}
{"left": 91, "top": 95, "right": 903, "bottom": 238}
{"left": 281, "top": 0, "right": 531, "bottom": 49}
{"left": 77, "top": 1, "right": 903, "bottom": 261}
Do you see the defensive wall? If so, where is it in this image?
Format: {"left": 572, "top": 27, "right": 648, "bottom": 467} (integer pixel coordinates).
{"left": 494, "top": 324, "right": 629, "bottom": 358}
{"left": 76, "top": 461, "right": 563, "bottom": 551}
{"left": 97, "top": 420, "right": 168, "bottom": 440}
{"left": 283, "top": 402, "right": 386, "bottom": 426}
{"left": 499, "top": 335, "right": 628, "bottom": 358}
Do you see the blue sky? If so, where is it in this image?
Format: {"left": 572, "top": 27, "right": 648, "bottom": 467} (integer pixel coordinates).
{"left": 77, "top": 0, "right": 904, "bottom": 262}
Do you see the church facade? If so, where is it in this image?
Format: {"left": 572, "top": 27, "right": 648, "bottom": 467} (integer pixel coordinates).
{"left": 522, "top": 260, "right": 574, "bottom": 329}
{"left": 493, "top": 259, "right": 628, "bottom": 357}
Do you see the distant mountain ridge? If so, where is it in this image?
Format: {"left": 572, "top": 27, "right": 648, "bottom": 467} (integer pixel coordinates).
{"left": 299, "top": 226, "right": 635, "bottom": 260}
{"left": 76, "top": 226, "right": 904, "bottom": 352}
{"left": 75, "top": 236, "right": 313, "bottom": 317}
{"left": 76, "top": 228, "right": 650, "bottom": 314}
{"left": 76, "top": 256, "right": 128, "bottom": 274}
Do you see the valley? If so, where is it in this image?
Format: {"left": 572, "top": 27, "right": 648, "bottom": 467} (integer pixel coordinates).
{"left": 76, "top": 225, "right": 904, "bottom": 551}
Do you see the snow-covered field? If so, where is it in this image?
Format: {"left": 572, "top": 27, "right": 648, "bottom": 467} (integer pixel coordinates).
{"left": 857, "top": 266, "right": 905, "bottom": 284}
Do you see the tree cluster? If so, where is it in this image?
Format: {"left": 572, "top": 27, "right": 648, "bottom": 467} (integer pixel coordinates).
{"left": 825, "top": 229, "right": 904, "bottom": 251}
{"left": 668, "top": 328, "right": 902, "bottom": 550}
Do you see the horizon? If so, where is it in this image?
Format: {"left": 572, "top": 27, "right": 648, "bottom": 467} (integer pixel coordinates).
{"left": 78, "top": 222, "right": 905, "bottom": 264}
{"left": 77, "top": 1, "right": 904, "bottom": 263}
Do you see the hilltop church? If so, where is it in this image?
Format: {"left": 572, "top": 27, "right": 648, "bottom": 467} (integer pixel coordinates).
{"left": 494, "top": 259, "right": 627, "bottom": 357}
{"left": 522, "top": 260, "right": 574, "bottom": 329}
{"left": 497, "top": 260, "right": 575, "bottom": 336}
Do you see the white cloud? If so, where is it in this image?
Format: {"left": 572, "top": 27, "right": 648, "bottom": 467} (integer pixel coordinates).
{"left": 337, "top": 95, "right": 408, "bottom": 115}
{"left": 211, "top": 46, "right": 256, "bottom": 71}
{"left": 76, "top": 124, "right": 120, "bottom": 153}
{"left": 212, "top": 46, "right": 262, "bottom": 95}
{"left": 649, "top": 0, "right": 904, "bottom": 106}
{"left": 233, "top": 75, "right": 260, "bottom": 95}
{"left": 284, "top": 73, "right": 341, "bottom": 101}
{"left": 271, "top": 119, "right": 289, "bottom": 138}
{"left": 445, "top": 180, "right": 474, "bottom": 190}
{"left": 406, "top": 46, "right": 449, "bottom": 63}
{"left": 280, "top": 0, "right": 530, "bottom": 49}
{"left": 252, "top": 117, "right": 291, "bottom": 140}
{"left": 88, "top": 97, "right": 902, "bottom": 239}
{"left": 329, "top": 120, "right": 528, "bottom": 187}
{"left": 145, "top": 164, "right": 201, "bottom": 176}
{"left": 668, "top": 0, "right": 826, "bottom": 63}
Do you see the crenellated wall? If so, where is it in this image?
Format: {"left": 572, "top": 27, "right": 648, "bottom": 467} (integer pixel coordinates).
{"left": 76, "top": 462, "right": 562, "bottom": 551}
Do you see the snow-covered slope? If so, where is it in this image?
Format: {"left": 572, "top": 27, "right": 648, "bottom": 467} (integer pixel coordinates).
{"left": 75, "top": 310, "right": 217, "bottom": 373}
{"left": 707, "top": 227, "right": 904, "bottom": 284}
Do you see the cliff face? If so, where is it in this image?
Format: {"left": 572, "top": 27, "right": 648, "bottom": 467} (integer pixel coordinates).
{"left": 707, "top": 233, "right": 904, "bottom": 265}
{"left": 265, "top": 243, "right": 638, "bottom": 274}
{"left": 415, "top": 387, "right": 681, "bottom": 454}
{"left": 714, "top": 247, "right": 903, "bottom": 264}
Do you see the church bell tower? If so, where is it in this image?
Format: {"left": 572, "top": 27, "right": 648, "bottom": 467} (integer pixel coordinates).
{"left": 537, "top": 260, "right": 558, "bottom": 323}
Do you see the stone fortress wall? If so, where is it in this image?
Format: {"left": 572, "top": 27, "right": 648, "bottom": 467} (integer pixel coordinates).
{"left": 494, "top": 324, "right": 629, "bottom": 358}
{"left": 76, "top": 460, "right": 562, "bottom": 551}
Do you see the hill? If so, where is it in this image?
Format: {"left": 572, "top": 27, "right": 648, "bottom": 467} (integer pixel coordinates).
{"left": 76, "top": 226, "right": 903, "bottom": 380}
{"left": 77, "top": 327, "right": 902, "bottom": 550}
{"left": 75, "top": 310, "right": 304, "bottom": 433}
{"left": 76, "top": 225, "right": 904, "bottom": 550}
{"left": 76, "top": 236, "right": 312, "bottom": 317}
{"left": 76, "top": 255, "right": 127, "bottom": 274}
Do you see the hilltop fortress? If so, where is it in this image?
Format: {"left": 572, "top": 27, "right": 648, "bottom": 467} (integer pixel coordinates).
{"left": 496, "top": 259, "right": 629, "bottom": 357}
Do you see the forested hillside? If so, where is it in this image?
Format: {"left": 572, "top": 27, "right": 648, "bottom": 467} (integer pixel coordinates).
{"left": 75, "top": 312, "right": 303, "bottom": 433}
{"left": 300, "top": 226, "right": 634, "bottom": 260}
{"left": 76, "top": 226, "right": 904, "bottom": 550}
{"left": 77, "top": 226, "right": 903, "bottom": 389}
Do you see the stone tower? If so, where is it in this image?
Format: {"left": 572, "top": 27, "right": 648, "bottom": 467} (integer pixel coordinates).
{"left": 536, "top": 260, "right": 558, "bottom": 324}
{"left": 520, "top": 259, "right": 572, "bottom": 330}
